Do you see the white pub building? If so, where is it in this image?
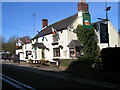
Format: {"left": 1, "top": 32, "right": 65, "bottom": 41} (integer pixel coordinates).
{"left": 16, "top": 1, "right": 120, "bottom": 63}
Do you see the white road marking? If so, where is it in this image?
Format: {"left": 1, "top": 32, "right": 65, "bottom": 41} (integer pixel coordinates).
{"left": 0, "top": 76, "right": 25, "bottom": 89}
{"left": 0, "top": 73, "right": 36, "bottom": 90}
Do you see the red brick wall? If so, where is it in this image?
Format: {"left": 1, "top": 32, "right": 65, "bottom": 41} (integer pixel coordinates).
{"left": 42, "top": 19, "right": 48, "bottom": 28}
{"left": 78, "top": 2, "right": 88, "bottom": 12}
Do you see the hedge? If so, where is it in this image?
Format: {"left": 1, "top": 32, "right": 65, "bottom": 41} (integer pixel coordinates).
{"left": 101, "top": 47, "right": 120, "bottom": 72}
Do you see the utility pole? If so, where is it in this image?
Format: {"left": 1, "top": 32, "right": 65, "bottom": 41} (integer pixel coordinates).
{"left": 97, "top": 0, "right": 111, "bottom": 47}
{"left": 105, "top": 1, "right": 108, "bottom": 20}
{"left": 105, "top": 0, "right": 109, "bottom": 47}
{"left": 105, "top": 0, "right": 111, "bottom": 47}
{"left": 33, "top": 13, "right": 36, "bottom": 37}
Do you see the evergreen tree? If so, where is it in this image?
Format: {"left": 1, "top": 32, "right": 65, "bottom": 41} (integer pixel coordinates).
{"left": 76, "top": 25, "right": 100, "bottom": 61}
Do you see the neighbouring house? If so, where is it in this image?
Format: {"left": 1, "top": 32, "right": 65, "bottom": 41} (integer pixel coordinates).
{"left": 16, "top": 1, "right": 120, "bottom": 63}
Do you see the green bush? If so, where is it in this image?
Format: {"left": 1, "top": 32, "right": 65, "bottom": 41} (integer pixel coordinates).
{"left": 76, "top": 25, "right": 100, "bottom": 61}
{"left": 78, "top": 56, "right": 91, "bottom": 61}
{"left": 28, "top": 59, "right": 33, "bottom": 63}
{"left": 68, "top": 57, "right": 93, "bottom": 69}
{"left": 60, "top": 59, "right": 74, "bottom": 66}
{"left": 101, "top": 47, "right": 120, "bottom": 72}
{"left": 65, "top": 56, "right": 120, "bottom": 84}
{"left": 66, "top": 57, "right": 95, "bottom": 75}
{"left": 41, "top": 60, "right": 49, "bottom": 65}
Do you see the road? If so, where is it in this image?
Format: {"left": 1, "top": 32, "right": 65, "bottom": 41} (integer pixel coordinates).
{"left": 2, "top": 64, "right": 108, "bottom": 89}
{"left": 2, "top": 81, "right": 16, "bottom": 89}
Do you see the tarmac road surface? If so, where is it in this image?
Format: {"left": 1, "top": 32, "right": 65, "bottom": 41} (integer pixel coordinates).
{"left": 2, "top": 64, "right": 108, "bottom": 89}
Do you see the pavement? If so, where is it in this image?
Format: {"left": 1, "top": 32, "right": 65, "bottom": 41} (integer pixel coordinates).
{"left": 2, "top": 60, "right": 61, "bottom": 71}
{"left": 1, "top": 60, "right": 120, "bottom": 89}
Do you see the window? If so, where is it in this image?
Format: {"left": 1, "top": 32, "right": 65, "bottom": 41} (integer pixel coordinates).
{"left": 53, "top": 48, "right": 60, "bottom": 57}
{"left": 70, "top": 48, "right": 74, "bottom": 50}
{"left": 25, "top": 51, "right": 28, "bottom": 59}
{"left": 42, "top": 49, "right": 45, "bottom": 58}
{"left": 35, "top": 49, "right": 37, "bottom": 59}
{"left": 70, "top": 51, "right": 74, "bottom": 54}
{"left": 69, "top": 47, "right": 76, "bottom": 58}
{"left": 76, "top": 46, "right": 81, "bottom": 52}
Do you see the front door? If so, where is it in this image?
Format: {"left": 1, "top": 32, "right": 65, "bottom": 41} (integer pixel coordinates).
{"left": 53, "top": 48, "right": 60, "bottom": 57}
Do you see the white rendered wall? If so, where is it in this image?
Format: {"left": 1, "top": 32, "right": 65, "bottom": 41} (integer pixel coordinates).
{"left": 16, "top": 49, "right": 24, "bottom": 60}
{"left": 16, "top": 12, "right": 120, "bottom": 62}
{"left": 97, "top": 21, "right": 120, "bottom": 49}
{"left": 108, "top": 21, "right": 120, "bottom": 47}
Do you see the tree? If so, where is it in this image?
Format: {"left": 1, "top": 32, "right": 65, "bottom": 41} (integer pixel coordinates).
{"left": 2, "top": 35, "right": 19, "bottom": 55}
{"left": 3, "top": 35, "right": 31, "bottom": 56}
{"left": 76, "top": 25, "right": 100, "bottom": 61}
{"left": 0, "top": 36, "right": 6, "bottom": 52}
{"left": 7, "top": 35, "right": 18, "bottom": 43}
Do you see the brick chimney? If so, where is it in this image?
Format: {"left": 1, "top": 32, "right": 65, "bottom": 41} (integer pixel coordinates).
{"left": 78, "top": 0, "right": 89, "bottom": 13}
{"left": 42, "top": 19, "right": 48, "bottom": 28}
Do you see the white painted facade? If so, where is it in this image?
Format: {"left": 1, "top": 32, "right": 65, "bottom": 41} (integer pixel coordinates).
{"left": 16, "top": 4, "right": 120, "bottom": 62}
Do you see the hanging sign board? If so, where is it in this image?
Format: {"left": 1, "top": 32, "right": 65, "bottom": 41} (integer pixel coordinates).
{"left": 83, "top": 13, "right": 92, "bottom": 28}
{"left": 100, "top": 23, "right": 109, "bottom": 43}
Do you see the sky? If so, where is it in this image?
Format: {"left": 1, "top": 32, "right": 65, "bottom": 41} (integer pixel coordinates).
{"left": 2, "top": 2, "right": 118, "bottom": 42}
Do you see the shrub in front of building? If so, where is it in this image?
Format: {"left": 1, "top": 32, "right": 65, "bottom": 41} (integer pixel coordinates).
{"left": 41, "top": 59, "right": 49, "bottom": 65}
{"left": 66, "top": 57, "right": 95, "bottom": 78}
{"left": 67, "top": 57, "right": 93, "bottom": 69}
{"left": 66, "top": 24, "right": 100, "bottom": 74}
{"left": 60, "top": 59, "right": 75, "bottom": 66}
{"left": 76, "top": 25, "right": 100, "bottom": 61}
{"left": 28, "top": 59, "right": 33, "bottom": 63}
{"left": 58, "top": 59, "right": 75, "bottom": 70}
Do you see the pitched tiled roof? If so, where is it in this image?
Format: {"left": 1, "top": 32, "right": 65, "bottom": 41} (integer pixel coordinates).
{"left": 33, "top": 43, "right": 46, "bottom": 49}
{"left": 32, "top": 14, "right": 78, "bottom": 40}
{"left": 67, "top": 40, "right": 83, "bottom": 47}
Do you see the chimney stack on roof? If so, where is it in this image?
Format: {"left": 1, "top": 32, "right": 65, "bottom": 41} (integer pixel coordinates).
{"left": 78, "top": 0, "right": 89, "bottom": 12}
{"left": 80, "top": 0, "right": 86, "bottom": 3}
{"left": 42, "top": 19, "right": 48, "bottom": 29}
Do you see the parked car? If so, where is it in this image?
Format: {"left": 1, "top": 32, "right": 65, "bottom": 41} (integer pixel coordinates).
{"left": 2, "top": 56, "right": 11, "bottom": 61}
{"left": 1, "top": 51, "right": 11, "bottom": 61}
{"left": 12, "top": 54, "right": 20, "bottom": 63}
